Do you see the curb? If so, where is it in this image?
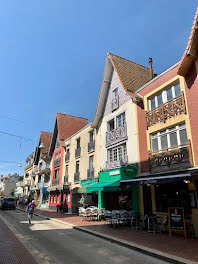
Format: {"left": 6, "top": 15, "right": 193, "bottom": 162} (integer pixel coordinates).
{"left": 16, "top": 208, "right": 196, "bottom": 264}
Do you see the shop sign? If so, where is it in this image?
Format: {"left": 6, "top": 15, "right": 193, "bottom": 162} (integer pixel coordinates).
{"left": 124, "top": 164, "right": 137, "bottom": 177}
{"left": 80, "top": 178, "right": 98, "bottom": 187}
{"left": 139, "top": 179, "right": 157, "bottom": 185}
{"left": 109, "top": 170, "right": 120, "bottom": 176}
{"left": 168, "top": 207, "right": 186, "bottom": 238}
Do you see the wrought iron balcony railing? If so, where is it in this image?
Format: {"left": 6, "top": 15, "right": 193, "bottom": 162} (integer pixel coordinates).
{"left": 75, "top": 147, "right": 81, "bottom": 158}
{"left": 106, "top": 123, "right": 127, "bottom": 147}
{"left": 112, "top": 96, "right": 119, "bottom": 112}
{"left": 106, "top": 156, "right": 128, "bottom": 170}
{"left": 54, "top": 158, "right": 61, "bottom": 168}
{"left": 52, "top": 178, "right": 59, "bottom": 186}
{"left": 146, "top": 92, "right": 186, "bottom": 128}
{"left": 65, "top": 153, "right": 70, "bottom": 162}
{"left": 149, "top": 140, "right": 193, "bottom": 173}
{"left": 87, "top": 168, "right": 94, "bottom": 179}
{"left": 74, "top": 172, "right": 80, "bottom": 182}
{"left": 88, "top": 141, "right": 95, "bottom": 153}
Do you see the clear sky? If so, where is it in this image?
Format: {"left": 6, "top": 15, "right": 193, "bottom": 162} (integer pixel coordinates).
{"left": 0, "top": 1, "right": 197, "bottom": 176}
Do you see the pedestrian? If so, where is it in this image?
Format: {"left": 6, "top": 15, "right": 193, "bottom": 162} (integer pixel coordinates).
{"left": 26, "top": 200, "right": 36, "bottom": 224}
{"left": 22, "top": 197, "right": 25, "bottom": 209}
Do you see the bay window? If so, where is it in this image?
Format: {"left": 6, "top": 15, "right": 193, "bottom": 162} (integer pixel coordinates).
{"left": 108, "top": 144, "right": 127, "bottom": 162}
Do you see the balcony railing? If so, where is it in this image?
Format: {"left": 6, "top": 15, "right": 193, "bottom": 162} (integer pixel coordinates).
{"left": 106, "top": 156, "right": 128, "bottom": 170}
{"left": 87, "top": 168, "right": 94, "bottom": 179}
{"left": 88, "top": 141, "right": 95, "bottom": 153}
{"left": 106, "top": 123, "right": 127, "bottom": 147}
{"left": 75, "top": 147, "right": 81, "bottom": 158}
{"left": 112, "top": 96, "right": 119, "bottom": 112}
{"left": 74, "top": 172, "right": 80, "bottom": 182}
{"left": 149, "top": 140, "right": 193, "bottom": 173}
{"left": 64, "top": 176, "right": 68, "bottom": 184}
{"left": 54, "top": 158, "right": 61, "bottom": 168}
{"left": 38, "top": 163, "right": 50, "bottom": 173}
{"left": 65, "top": 153, "right": 70, "bottom": 162}
{"left": 146, "top": 92, "right": 186, "bottom": 128}
{"left": 52, "top": 178, "right": 59, "bottom": 186}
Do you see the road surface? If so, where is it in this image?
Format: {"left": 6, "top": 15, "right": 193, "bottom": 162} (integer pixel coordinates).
{"left": 0, "top": 209, "right": 170, "bottom": 264}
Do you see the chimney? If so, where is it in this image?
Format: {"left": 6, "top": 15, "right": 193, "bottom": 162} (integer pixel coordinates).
{"left": 149, "top": 58, "right": 154, "bottom": 79}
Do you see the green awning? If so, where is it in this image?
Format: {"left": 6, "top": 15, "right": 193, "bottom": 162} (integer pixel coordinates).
{"left": 86, "top": 181, "right": 120, "bottom": 193}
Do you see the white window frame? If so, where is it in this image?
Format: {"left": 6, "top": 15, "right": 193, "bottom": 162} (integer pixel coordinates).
{"left": 149, "top": 82, "right": 181, "bottom": 110}
{"left": 151, "top": 123, "right": 187, "bottom": 153}
{"left": 107, "top": 144, "right": 127, "bottom": 162}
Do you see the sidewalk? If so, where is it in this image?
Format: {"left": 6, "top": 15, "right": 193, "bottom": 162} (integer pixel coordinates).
{"left": 34, "top": 208, "right": 198, "bottom": 264}
{"left": 0, "top": 217, "right": 38, "bottom": 264}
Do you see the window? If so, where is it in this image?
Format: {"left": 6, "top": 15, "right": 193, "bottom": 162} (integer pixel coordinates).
{"left": 117, "top": 112, "right": 125, "bottom": 127}
{"left": 107, "top": 144, "right": 127, "bottom": 162}
{"left": 89, "top": 130, "right": 94, "bottom": 143}
{"left": 50, "top": 195, "right": 53, "bottom": 203}
{"left": 151, "top": 123, "right": 187, "bottom": 152}
{"left": 65, "top": 165, "right": 68, "bottom": 176}
{"left": 55, "top": 137, "right": 60, "bottom": 148}
{"left": 66, "top": 145, "right": 70, "bottom": 155}
{"left": 77, "top": 138, "right": 80, "bottom": 149}
{"left": 149, "top": 82, "right": 181, "bottom": 110}
{"left": 54, "top": 169, "right": 59, "bottom": 179}
{"left": 76, "top": 161, "right": 80, "bottom": 173}
{"left": 89, "top": 156, "right": 94, "bottom": 169}
{"left": 108, "top": 119, "right": 115, "bottom": 131}
{"left": 38, "top": 175, "right": 41, "bottom": 183}
{"left": 113, "top": 88, "right": 118, "bottom": 100}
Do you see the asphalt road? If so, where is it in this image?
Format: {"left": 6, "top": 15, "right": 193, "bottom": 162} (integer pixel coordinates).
{"left": 0, "top": 209, "right": 170, "bottom": 264}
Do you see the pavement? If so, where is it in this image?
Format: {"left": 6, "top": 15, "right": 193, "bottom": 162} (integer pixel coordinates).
{"left": 0, "top": 214, "right": 38, "bottom": 264}
{"left": 30, "top": 207, "right": 198, "bottom": 264}
{"left": 0, "top": 209, "right": 170, "bottom": 264}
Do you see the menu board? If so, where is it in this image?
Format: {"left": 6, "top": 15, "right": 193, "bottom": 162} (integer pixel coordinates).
{"left": 168, "top": 207, "right": 186, "bottom": 238}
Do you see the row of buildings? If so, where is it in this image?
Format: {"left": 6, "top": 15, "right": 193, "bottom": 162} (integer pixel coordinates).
{"left": 20, "top": 8, "right": 198, "bottom": 236}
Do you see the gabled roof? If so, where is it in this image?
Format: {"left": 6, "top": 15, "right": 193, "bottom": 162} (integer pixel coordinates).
{"left": 49, "top": 113, "right": 88, "bottom": 155}
{"left": 34, "top": 131, "right": 52, "bottom": 164}
{"left": 92, "top": 53, "right": 152, "bottom": 128}
{"left": 178, "top": 7, "right": 198, "bottom": 76}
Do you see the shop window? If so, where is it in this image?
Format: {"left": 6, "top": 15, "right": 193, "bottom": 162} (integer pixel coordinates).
{"left": 50, "top": 195, "right": 53, "bottom": 203}
{"left": 149, "top": 82, "right": 181, "bottom": 110}
{"left": 54, "top": 196, "right": 56, "bottom": 203}
{"left": 57, "top": 196, "right": 60, "bottom": 203}
{"left": 155, "top": 182, "right": 191, "bottom": 215}
{"left": 151, "top": 123, "right": 187, "bottom": 153}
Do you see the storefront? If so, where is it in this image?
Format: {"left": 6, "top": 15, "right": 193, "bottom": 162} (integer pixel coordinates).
{"left": 81, "top": 164, "right": 138, "bottom": 211}
{"left": 48, "top": 185, "right": 63, "bottom": 210}
{"left": 121, "top": 171, "right": 198, "bottom": 237}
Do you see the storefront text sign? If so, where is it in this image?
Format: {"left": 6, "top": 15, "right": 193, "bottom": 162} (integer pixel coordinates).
{"left": 109, "top": 170, "right": 120, "bottom": 176}
{"left": 168, "top": 207, "right": 186, "bottom": 238}
{"left": 80, "top": 178, "right": 98, "bottom": 187}
{"left": 139, "top": 179, "right": 157, "bottom": 185}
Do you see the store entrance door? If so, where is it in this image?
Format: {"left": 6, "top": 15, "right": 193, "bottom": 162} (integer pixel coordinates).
{"left": 143, "top": 185, "right": 152, "bottom": 215}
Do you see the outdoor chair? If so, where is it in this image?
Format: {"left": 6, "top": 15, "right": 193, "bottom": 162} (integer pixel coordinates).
{"left": 90, "top": 208, "right": 99, "bottom": 221}
{"left": 104, "top": 210, "right": 112, "bottom": 224}
{"left": 79, "top": 207, "right": 86, "bottom": 218}
{"left": 119, "top": 211, "right": 129, "bottom": 225}
{"left": 110, "top": 211, "right": 120, "bottom": 227}
{"left": 84, "top": 208, "right": 92, "bottom": 221}
{"left": 98, "top": 208, "right": 105, "bottom": 221}
{"left": 130, "top": 212, "right": 140, "bottom": 230}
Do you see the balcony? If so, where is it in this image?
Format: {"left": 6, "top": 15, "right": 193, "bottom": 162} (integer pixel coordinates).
{"left": 64, "top": 176, "right": 68, "bottom": 184}
{"left": 88, "top": 141, "right": 95, "bottom": 153}
{"left": 74, "top": 172, "right": 80, "bottom": 182}
{"left": 112, "top": 96, "right": 119, "bottom": 112}
{"left": 146, "top": 92, "right": 186, "bottom": 128}
{"left": 52, "top": 179, "right": 59, "bottom": 186}
{"left": 87, "top": 168, "right": 94, "bottom": 179}
{"left": 149, "top": 140, "right": 193, "bottom": 173}
{"left": 106, "top": 156, "right": 128, "bottom": 170}
{"left": 75, "top": 147, "right": 81, "bottom": 158}
{"left": 38, "top": 163, "right": 50, "bottom": 173}
{"left": 106, "top": 123, "right": 127, "bottom": 147}
{"left": 65, "top": 153, "right": 70, "bottom": 162}
{"left": 54, "top": 158, "right": 60, "bottom": 168}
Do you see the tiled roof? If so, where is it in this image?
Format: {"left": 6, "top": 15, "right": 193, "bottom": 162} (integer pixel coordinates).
{"left": 178, "top": 7, "right": 198, "bottom": 76}
{"left": 40, "top": 131, "right": 52, "bottom": 156}
{"left": 108, "top": 53, "right": 152, "bottom": 97}
{"left": 49, "top": 113, "right": 88, "bottom": 151}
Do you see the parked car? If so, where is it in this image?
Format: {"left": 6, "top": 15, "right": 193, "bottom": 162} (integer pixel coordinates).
{"left": 1, "top": 197, "right": 16, "bottom": 210}
{"left": 0, "top": 196, "right": 4, "bottom": 208}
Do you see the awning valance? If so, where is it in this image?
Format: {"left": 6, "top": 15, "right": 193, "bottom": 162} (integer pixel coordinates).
{"left": 120, "top": 173, "right": 191, "bottom": 186}
{"left": 85, "top": 181, "right": 120, "bottom": 193}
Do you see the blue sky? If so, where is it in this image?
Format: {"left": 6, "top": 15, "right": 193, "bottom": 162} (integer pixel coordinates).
{"left": 0, "top": 1, "right": 197, "bottom": 175}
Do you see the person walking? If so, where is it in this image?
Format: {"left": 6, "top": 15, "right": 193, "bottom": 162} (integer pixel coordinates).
{"left": 26, "top": 200, "right": 36, "bottom": 224}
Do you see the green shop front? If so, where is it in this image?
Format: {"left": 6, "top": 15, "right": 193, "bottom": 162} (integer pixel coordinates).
{"left": 81, "top": 164, "right": 139, "bottom": 211}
